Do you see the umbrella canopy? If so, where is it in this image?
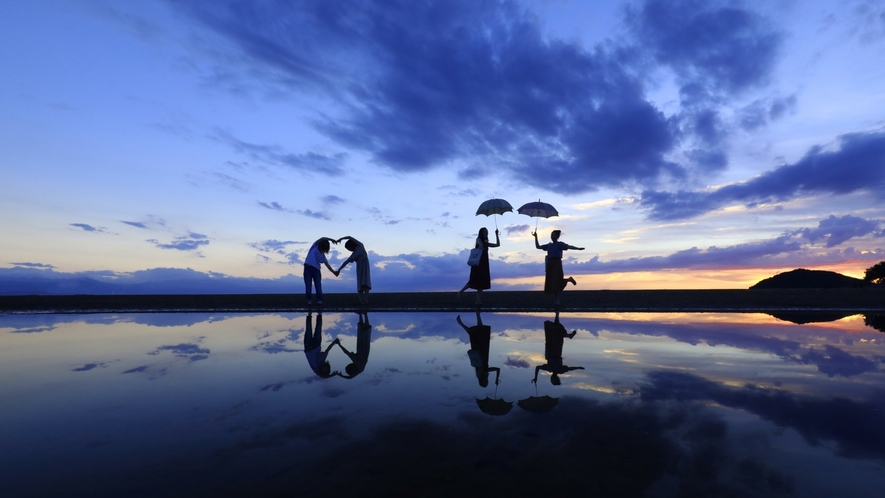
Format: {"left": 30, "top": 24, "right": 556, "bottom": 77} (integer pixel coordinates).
{"left": 517, "top": 200, "right": 559, "bottom": 219}
{"left": 517, "top": 395, "right": 559, "bottom": 413}
{"left": 476, "top": 397, "right": 514, "bottom": 416}
{"left": 476, "top": 198, "right": 513, "bottom": 217}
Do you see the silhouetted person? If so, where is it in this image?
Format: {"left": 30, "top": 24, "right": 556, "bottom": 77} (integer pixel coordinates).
{"left": 336, "top": 311, "right": 372, "bottom": 379}
{"left": 533, "top": 229, "right": 584, "bottom": 306}
{"left": 304, "top": 237, "right": 339, "bottom": 305}
{"left": 457, "top": 311, "right": 500, "bottom": 387}
{"left": 532, "top": 311, "right": 584, "bottom": 385}
{"left": 335, "top": 236, "right": 372, "bottom": 305}
{"left": 304, "top": 312, "right": 339, "bottom": 379}
{"left": 459, "top": 227, "right": 500, "bottom": 306}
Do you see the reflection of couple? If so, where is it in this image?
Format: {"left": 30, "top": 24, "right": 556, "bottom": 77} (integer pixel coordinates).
{"left": 304, "top": 236, "right": 372, "bottom": 305}
{"left": 533, "top": 311, "right": 584, "bottom": 385}
{"left": 303, "top": 311, "right": 372, "bottom": 379}
{"left": 457, "top": 311, "right": 500, "bottom": 387}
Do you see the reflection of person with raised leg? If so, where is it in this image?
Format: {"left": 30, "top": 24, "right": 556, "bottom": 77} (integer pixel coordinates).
{"left": 336, "top": 312, "right": 372, "bottom": 379}
{"left": 457, "top": 311, "right": 500, "bottom": 387}
{"left": 532, "top": 311, "right": 584, "bottom": 385}
{"left": 304, "top": 312, "right": 339, "bottom": 379}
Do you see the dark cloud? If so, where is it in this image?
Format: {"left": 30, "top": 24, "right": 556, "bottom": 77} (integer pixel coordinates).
{"left": 626, "top": 0, "right": 782, "bottom": 95}
{"left": 10, "top": 262, "right": 55, "bottom": 269}
{"left": 298, "top": 209, "right": 330, "bottom": 220}
{"left": 797, "top": 214, "right": 882, "bottom": 248}
{"left": 258, "top": 201, "right": 292, "bottom": 212}
{"left": 505, "top": 224, "right": 530, "bottom": 235}
{"left": 147, "top": 232, "right": 210, "bottom": 252}
{"left": 213, "top": 129, "right": 346, "bottom": 176}
{"left": 322, "top": 195, "right": 345, "bottom": 204}
{"left": 641, "top": 130, "right": 885, "bottom": 220}
{"left": 122, "top": 366, "right": 149, "bottom": 374}
{"left": 175, "top": 0, "right": 704, "bottom": 193}
{"left": 796, "top": 344, "right": 880, "bottom": 377}
{"left": 121, "top": 220, "right": 148, "bottom": 229}
{"left": 72, "top": 362, "right": 107, "bottom": 372}
{"left": 504, "top": 356, "right": 530, "bottom": 368}
{"left": 70, "top": 223, "right": 109, "bottom": 233}
{"left": 641, "top": 370, "right": 885, "bottom": 460}
{"left": 148, "top": 342, "right": 211, "bottom": 362}
{"left": 250, "top": 239, "right": 301, "bottom": 255}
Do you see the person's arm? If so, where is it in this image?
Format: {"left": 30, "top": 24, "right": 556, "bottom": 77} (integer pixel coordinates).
{"left": 324, "top": 260, "right": 339, "bottom": 276}
{"left": 456, "top": 315, "right": 470, "bottom": 333}
{"left": 487, "top": 229, "right": 501, "bottom": 248}
{"left": 318, "top": 236, "right": 337, "bottom": 245}
{"left": 567, "top": 244, "right": 584, "bottom": 250}
{"left": 336, "top": 259, "right": 350, "bottom": 274}
{"left": 336, "top": 235, "right": 358, "bottom": 244}
{"left": 323, "top": 338, "right": 341, "bottom": 354}
{"left": 564, "top": 366, "right": 585, "bottom": 372}
{"left": 489, "top": 366, "right": 501, "bottom": 385}
{"left": 532, "top": 365, "right": 542, "bottom": 383}
{"left": 336, "top": 342, "right": 356, "bottom": 361}
{"left": 532, "top": 231, "right": 542, "bottom": 250}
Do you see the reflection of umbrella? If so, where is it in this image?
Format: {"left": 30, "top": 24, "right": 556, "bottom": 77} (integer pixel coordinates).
{"left": 517, "top": 395, "right": 559, "bottom": 413}
{"left": 476, "top": 397, "right": 513, "bottom": 416}
{"left": 476, "top": 198, "right": 513, "bottom": 230}
{"left": 518, "top": 200, "right": 558, "bottom": 231}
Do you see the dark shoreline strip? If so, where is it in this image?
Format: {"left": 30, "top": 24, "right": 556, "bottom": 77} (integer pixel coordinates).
{"left": 2, "top": 289, "right": 884, "bottom": 314}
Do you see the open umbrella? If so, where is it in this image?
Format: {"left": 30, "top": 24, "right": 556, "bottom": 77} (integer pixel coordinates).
{"left": 476, "top": 198, "right": 513, "bottom": 230}
{"left": 476, "top": 397, "right": 514, "bottom": 416}
{"left": 517, "top": 199, "right": 559, "bottom": 232}
{"left": 517, "top": 395, "right": 559, "bottom": 414}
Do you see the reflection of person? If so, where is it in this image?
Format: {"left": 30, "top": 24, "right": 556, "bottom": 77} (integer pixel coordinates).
{"left": 532, "top": 229, "right": 584, "bottom": 306}
{"left": 303, "top": 312, "right": 340, "bottom": 379}
{"left": 532, "top": 311, "right": 584, "bottom": 385}
{"left": 459, "top": 227, "right": 501, "bottom": 306}
{"left": 457, "top": 311, "right": 500, "bottom": 387}
{"left": 304, "top": 237, "right": 339, "bottom": 305}
{"left": 336, "top": 312, "right": 372, "bottom": 379}
{"left": 335, "top": 236, "right": 372, "bottom": 305}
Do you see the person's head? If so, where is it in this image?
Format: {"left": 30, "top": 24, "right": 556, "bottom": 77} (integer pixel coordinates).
{"left": 550, "top": 373, "right": 561, "bottom": 385}
{"left": 344, "top": 239, "right": 357, "bottom": 251}
{"left": 551, "top": 230, "right": 561, "bottom": 242}
{"left": 478, "top": 227, "right": 489, "bottom": 240}
{"left": 345, "top": 363, "right": 362, "bottom": 377}
{"left": 317, "top": 239, "right": 331, "bottom": 253}
{"left": 476, "top": 369, "right": 489, "bottom": 387}
{"left": 318, "top": 361, "right": 332, "bottom": 378}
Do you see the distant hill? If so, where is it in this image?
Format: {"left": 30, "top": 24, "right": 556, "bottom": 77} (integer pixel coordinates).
{"left": 751, "top": 268, "right": 863, "bottom": 289}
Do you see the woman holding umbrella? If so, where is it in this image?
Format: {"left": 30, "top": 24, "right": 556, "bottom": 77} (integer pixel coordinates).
{"left": 459, "top": 227, "right": 500, "bottom": 306}
{"left": 533, "top": 229, "right": 583, "bottom": 305}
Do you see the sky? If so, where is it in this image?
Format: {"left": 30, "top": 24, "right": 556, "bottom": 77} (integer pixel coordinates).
{"left": 2, "top": 0, "right": 885, "bottom": 293}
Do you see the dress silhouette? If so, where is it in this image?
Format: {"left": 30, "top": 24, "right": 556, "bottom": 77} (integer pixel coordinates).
{"left": 457, "top": 311, "right": 500, "bottom": 387}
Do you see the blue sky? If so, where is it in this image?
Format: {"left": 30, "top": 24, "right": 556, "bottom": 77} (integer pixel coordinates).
{"left": 2, "top": 0, "right": 885, "bottom": 293}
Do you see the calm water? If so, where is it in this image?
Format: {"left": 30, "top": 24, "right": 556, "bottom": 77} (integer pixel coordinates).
{"left": 1, "top": 311, "right": 884, "bottom": 497}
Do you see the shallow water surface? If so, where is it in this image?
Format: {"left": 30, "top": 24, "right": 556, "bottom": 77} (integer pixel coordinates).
{"left": 1, "top": 311, "right": 884, "bottom": 497}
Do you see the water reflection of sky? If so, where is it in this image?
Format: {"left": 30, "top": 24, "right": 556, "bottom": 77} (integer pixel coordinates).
{"left": 1, "top": 312, "right": 884, "bottom": 497}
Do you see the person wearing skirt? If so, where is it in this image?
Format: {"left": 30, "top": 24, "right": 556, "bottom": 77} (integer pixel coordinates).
{"left": 533, "top": 229, "right": 584, "bottom": 305}
{"left": 336, "top": 236, "right": 372, "bottom": 304}
{"left": 459, "top": 227, "right": 500, "bottom": 306}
